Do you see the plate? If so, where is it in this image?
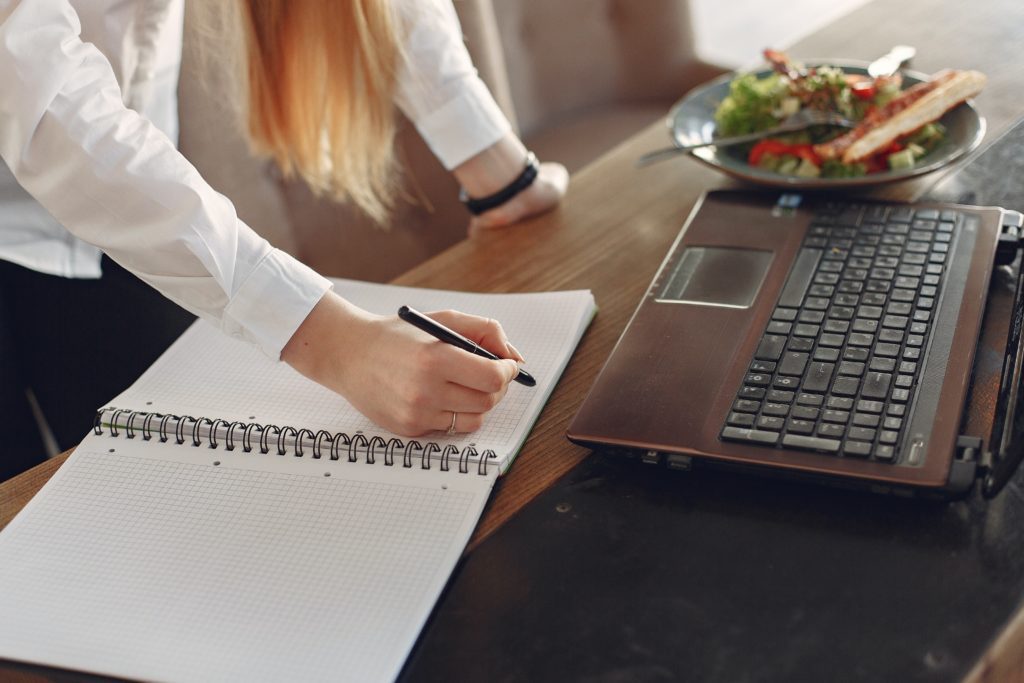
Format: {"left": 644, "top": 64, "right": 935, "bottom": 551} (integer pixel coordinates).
{"left": 667, "top": 60, "right": 986, "bottom": 188}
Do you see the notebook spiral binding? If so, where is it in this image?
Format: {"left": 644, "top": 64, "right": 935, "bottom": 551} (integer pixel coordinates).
{"left": 93, "top": 408, "right": 498, "bottom": 476}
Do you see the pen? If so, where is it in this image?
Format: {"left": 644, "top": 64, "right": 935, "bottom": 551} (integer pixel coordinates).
{"left": 397, "top": 305, "right": 536, "bottom": 387}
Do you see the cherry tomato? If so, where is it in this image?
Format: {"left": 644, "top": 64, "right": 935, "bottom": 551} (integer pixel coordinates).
{"left": 851, "top": 81, "right": 877, "bottom": 101}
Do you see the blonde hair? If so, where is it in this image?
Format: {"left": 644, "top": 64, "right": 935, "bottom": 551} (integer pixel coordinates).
{"left": 207, "top": 0, "right": 401, "bottom": 223}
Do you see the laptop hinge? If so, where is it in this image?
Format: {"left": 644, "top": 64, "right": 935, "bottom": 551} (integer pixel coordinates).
{"left": 996, "top": 210, "right": 1024, "bottom": 265}
{"left": 955, "top": 435, "right": 989, "bottom": 469}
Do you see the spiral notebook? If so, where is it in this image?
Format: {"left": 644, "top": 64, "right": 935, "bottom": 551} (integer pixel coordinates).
{"left": 0, "top": 279, "right": 596, "bottom": 683}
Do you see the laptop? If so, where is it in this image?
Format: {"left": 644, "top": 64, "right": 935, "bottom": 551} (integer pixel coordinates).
{"left": 568, "top": 189, "right": 1024, "bottom": 498}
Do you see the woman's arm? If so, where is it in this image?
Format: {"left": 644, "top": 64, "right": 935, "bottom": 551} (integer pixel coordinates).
{"left": 0, "top": 0, "right": 520, "bottom": 436}
{"left": 391, "top": 0, "right": 567, "bottom": 231}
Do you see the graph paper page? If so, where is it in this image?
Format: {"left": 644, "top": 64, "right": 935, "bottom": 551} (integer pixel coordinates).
{"left": 0, "top": 434, "right": 493, "bottom": 682}
{"left": 110, "top": 280, "right": 595, "bottom": 469}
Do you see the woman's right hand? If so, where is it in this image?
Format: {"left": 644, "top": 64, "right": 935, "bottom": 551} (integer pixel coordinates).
{"left": 281, "top": 292, "right": 523, "bottom": 436}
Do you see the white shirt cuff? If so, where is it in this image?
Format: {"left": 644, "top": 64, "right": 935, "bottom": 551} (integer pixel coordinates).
{"left": 411, "top": 76, "right": 512, "bottom": 170}
{"left": 221, "top": 248, "right": 333, "bottom": 359}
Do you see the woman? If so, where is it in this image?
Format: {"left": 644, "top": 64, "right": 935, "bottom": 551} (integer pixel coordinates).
{"left": 0, "top": 0, "right": 568, "bottom": 478}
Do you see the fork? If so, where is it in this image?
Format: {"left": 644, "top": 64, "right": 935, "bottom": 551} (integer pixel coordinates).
{"left": 635, "top": 109, "right": 856, "bottom": 168}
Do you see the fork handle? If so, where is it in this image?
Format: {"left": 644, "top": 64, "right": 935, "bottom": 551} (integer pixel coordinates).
{"left": 635, "top": 129, "right": 778, "bottom": 167}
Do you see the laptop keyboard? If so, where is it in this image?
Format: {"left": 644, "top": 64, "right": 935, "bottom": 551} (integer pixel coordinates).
{"left": 720, "top": 201, "right": 959, "bottom": 464}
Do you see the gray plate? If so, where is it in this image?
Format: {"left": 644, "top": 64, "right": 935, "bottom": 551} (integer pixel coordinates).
{"left": 668, "top": 60, "right": 986, "bottom": 188}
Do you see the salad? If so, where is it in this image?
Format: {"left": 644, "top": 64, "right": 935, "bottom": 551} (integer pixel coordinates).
{"left": 713, "top": 50, "right": 947, "bottom": 179}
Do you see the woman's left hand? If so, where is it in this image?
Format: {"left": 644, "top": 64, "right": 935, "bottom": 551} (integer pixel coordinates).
{"left": 469, "top": 161, "right": 569, "bottom": 232}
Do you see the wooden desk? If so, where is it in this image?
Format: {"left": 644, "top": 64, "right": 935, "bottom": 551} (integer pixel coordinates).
{"left": 3, "top": 0, "right": 1024, "bottom": 679}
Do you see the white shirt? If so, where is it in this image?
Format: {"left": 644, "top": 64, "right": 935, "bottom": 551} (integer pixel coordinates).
{"left": 0, "top": 0, "right": 511, "bottom": 358}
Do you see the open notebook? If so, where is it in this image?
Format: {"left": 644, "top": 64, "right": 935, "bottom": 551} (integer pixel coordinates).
{"left": 0, "top": 279, "right": 596, "bottom": 683}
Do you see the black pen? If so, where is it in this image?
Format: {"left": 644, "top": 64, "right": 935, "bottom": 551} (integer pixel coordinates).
{"left": 398, "top": 305, "right": 536, "bottom": 387}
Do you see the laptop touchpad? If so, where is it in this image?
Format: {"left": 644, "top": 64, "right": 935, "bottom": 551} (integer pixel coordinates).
{"left": 657, "top": 247, "right": 773, "bottom": 309}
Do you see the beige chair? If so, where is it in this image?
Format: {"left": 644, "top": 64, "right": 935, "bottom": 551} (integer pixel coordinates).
{"left": 177, "top": 0, "right": 725, "bottom": 281}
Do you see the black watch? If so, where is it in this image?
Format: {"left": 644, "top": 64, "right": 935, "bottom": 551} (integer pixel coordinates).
{"left": 459, "top": 152, "right": 539, "bottom": 216}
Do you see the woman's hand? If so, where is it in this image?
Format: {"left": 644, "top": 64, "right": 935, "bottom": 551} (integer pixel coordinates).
{"left": 281, "top": 292, "right": 523, "bottom": 436}
{"left": 469, "top": 161, "right": 569, "bottom": 231}
{"left": 454, "top": 133, "right": 569, "bottom": 233}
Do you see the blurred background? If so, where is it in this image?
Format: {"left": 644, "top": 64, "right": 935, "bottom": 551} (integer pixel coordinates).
{"left": 692, "top": 0, "right": 870, "bottom": 67}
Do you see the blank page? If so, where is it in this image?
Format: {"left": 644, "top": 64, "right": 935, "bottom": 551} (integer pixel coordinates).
{"left": 0, "top": 434, "right": 492, "bottom": 682}
{"left": 110, "top": 280, "right": 596, "bottom": 469}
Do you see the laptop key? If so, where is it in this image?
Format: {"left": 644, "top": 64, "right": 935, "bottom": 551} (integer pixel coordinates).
{"left": 779, "top": 352, "right": 809, "bottom": 376}
{"left": 739, "top": 386, "right": 766, "bottom": 400}
{"left": 843, "top": 441, "right": 872, "bottom": 458}
{"left": 727, "top": 412, "right": 756, "bottom": 427}
{"left": 802, "top": 362, "right": 835, "bottom": 392}
{"left": 721, "top": 427, "right": 780, "bottom": 445}
{"left": 767, "top": 389, "right": 795, "bottom": 403}
{"left": 832, "top": 376, "right": 860, "bottom": 397}
{"left": 787, "top": 419, "right": 816, "bottom": 435}
{"left": 861, "top": 372, "right": 892, "bottom": 399}
{"left": 818, "top": 423, "right": 846, "bottom": 439}
{"left": 757, "top": 416, "right": 785, "bottom": 431}
{"left": 782, "top": 434, "right": 841, "bottom": 454}
{"left": 789, "top": 337, "right": 814, "bottom": 352}
{"left": 755, "top": 334, "right": 786, "bottom": 361}
{"left": 874, "top": 445, "right": 896, "bottom": 462}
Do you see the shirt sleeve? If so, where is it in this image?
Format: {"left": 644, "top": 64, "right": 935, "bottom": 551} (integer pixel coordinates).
{"left": 0, "top": 0, "right": 331, "bottom": 359}
{"left": 391, "top": 0, "right": 512, "bottom": 170}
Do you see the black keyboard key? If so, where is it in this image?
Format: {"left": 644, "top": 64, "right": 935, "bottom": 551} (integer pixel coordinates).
{"left": 832, "top": 376, "right": 860, "bottom": 397}
{"left": 874, "top": 445, "right": 896, "bottom": 462}
{"left": 879, "top": 430, "right": 899, "bottom": 445}
{"left": 891, "top": 388, "right": 911, "bottom": 402}
{"left": 818, "top": 423, "right": 846, "bottom": 439}
{"left": 793, "top": 323, "right": 820, "bottom": 337}
{"left": 874, "top": 343, "right": 900, "bottom": 357}
{"left": 789, "top": 338, "right": 814, "bottom": 352}
{"left": 792, "top": 406, "right": 820, "bottom": 421}
{"left": 767, "top": 321, "right": 792, "bottom": 335}
{"left": 773, "top": 376, "right": 800, "bottom": 391}
{"left": 750, "top": 360, "right": 776, "bottom": 373}
{"left": 857, "top": 400, "right": 884, "bottom": 414}
{"left": 870, "top": 358, "right": 896, "bottom": 373}
{"left": 799, "top": 310, "right": 826, "bottom": 324}
{"left": 722, "top": 427, "right": 780, "bottom": 445}
{"left": 757, "top": 416, "right": 785, "bottom": 431}
{"left": 819, "top": 333, "right": 845, "bottom": 348}
{"left": 773, "top": 307, "right": 798, "bottom": 321}
{"left": 852, "top": 319, "right": 879, "bottom": 333}
{"left": 755, "top": 335, "right": 786, "bottom": 361}
{"left": 813, "top": 347, "right": 840, "bottom": 362}
{"left": 861, "top": 372, "right": 892, "bottom": 399}
{"left": 779, "top": 352, "right": 809, "bottom": 376}
{"left": 728, "top": 412, "right": 756, "bottom": 427}
{"left": 848, "top": 427, "right": 877, "bottom": 442}
{"left": 895, "top": 375, "right": 914, "bottom": 389}
{"left": 745, "top": 373, "right": 771, "bottom": 386}
{"left": 843, "top": 350, "right": 868, "bottom": 365}
{"left": 849, "top": 333, "right": 874, "bottom": 347}
{"left": 844, "top": 441, "right": 872, "bottom": 458}
{"left": 796, "top": 393, "right": 824, "bottom": 407}
{"left": 739, "top": 386, "right": 766, "bottom": 400}
{"left": 822, "top": 409, "right": 850, "bottom": 423}
{"left": 824, "top": 320, "right": 850, "bottom": 334}
{"left": 838, "top": 361, "right": 865, "bottom": 377}
{"left": 767, "top": 389, "right": 795, "bottom": 403}
{"left": 883, "top": 416, "right": 903, "bottom": 430}
{"left": 734, "top": 399, "right": 761, "bottom": 413}
{"left": 787, "top": 419, "right": 816, "bottom": 435}
{"left": 828, "top": 397, "right": 854, "bottom": 410}
{"left": 782, "top": 434, "right": 841, "bottom": 453}
{"left": 803, "top": 362, "right": 835, "bottom": 392}
{"left": 887, "top": 404, "right": 906, "bottom": 417}
{"left": 763, "top": 402, "right": 790, "bottom": 417}
{"left": 879, "top": 329, "right": 904, "bottom": 343}
{"left": 852, "top": 413, "right": 880, "bottom": 428}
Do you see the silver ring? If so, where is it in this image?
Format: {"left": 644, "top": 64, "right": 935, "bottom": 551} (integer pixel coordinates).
{"left": 446, "top": 411, "right": 458, "bottom": 436}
